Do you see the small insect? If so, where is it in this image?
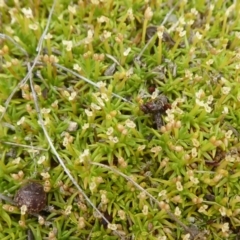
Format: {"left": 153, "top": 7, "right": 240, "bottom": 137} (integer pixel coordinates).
{"left": 140, "top": 94, "right": 171, "bottom": 130}
{"left": 14, "top": 182, "right": 47, "bottom": 214}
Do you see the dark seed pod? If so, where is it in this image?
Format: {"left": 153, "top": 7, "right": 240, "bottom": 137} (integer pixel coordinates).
{"left": 14, "top": 182, "right": 46, "bottom": 213}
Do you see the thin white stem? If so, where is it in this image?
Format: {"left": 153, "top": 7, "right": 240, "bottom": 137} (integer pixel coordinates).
{"left": 0, "top": 0, "right": 57, "bottom": 122}
{"left": 54, "top": 62, "right": 133, "bottom": 104}
{"left": 0, "top": 141, "right": 48, "bottom": 151}
{"left": 28, "top": 63, "right": 123, "bottom": 239}
{"left": 90, "top": 161, "right": 195, "bottom": 237}
{"left": 0, "top": 33, "right": 28, "bottom": 57}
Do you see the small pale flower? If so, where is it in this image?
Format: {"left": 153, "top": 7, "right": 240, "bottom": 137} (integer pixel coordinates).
{"left": 157, "top": 26, "right": 165, "bottom": 39}
{"left": 118, "top": 210, "right": 126, "bottom": 220}
{"left": 209, "top": 4, "right": 214, "bottom": 11}
{"left": 73, "top": 64, "right": 82, "bottom": 72}
{"left": 17, "top": 117, "right": 25, "bottom": 125}
{"left": 79, "top": 149, "right": 90, "bottom": 163}
{"left": 214, "top": 173, "right": 223, "bottom": 182}
{"left": 44, "top": 33, "right": 53, "bottom": 40}
{"left": 41, "top": 108, "right": 51, "bottom": 114}
{"left": 225, "top": 155, "right": 235, "bottom": 162}
{"left": 165, "top": 112, "right": 174, "bottom": 122}
{"left": 91, "top": 0, "right": 99, "bottom": 5}
{"left": 69, "top": 92, "right": 77, "bottom": 101}
{"left": 190, "top": 176, "right": 199, "bottom": 184}
{"left": 178, "top": 16, "right": 186, "bottom": 25}
{"left": 235, "top": 32, "right": 240, "bottom": 39}
{"left": 125, "top": 119, "right": 136, "bottom": 128}
{"left": 175, "top": 145, "right": 183, "bottom": 152}
{"left": 0, "top": 0, "right": 6, "bottom": 7}
{"left": 195, "top": 31, "right": 202, "bottom": 40}
{"left": 68, "top": 5, "right": 76, "bottom": 14}
{"left": 85, "top": 29, "right": 94, "bottom": 44}
{"left": 174, "top": 207, "right": 181, "bottom": 216}
{"left": 235, "top": 64, "right": 240, "bottom": 70}
{"left": 12, "top": 157, "right": 21, "bottom": 164}
{"left": 137, "top": 145, "right": 146, "bottom": 151}
{"left": 96, "top": 81, "right": 106, "bottom": 88}
{"left": 142, "top": 205, "right": 148, "bottom": 215}
{"left": 206, "top": 59, "right": 214, "bottom": 65}
{"left": 123, "top": 47, "right": 131, "bottom": 56}
{"left": 191, "top": 147, "right": 198, "bottom": 158}
{"left": 62, "top": 133, "right": 74, "bottom": 147}
{"left": 108, "top": 136, "right": 119, "bottom": 143}
{"left": 22, "top": 8, "right": 33, "bottom": 18}
{"left": 67, "top": 121, "right": 78, "bottom": 131}
{"left": 151, "top": 89, "right": 160, "bottom": 100}
{"left": 63, "top": 91, "right": 70, "bottom": 99}
{"left": 220, "top": 77, "right": 227, "bottom": 84}
{"left": 198, "top": 204, "right": 208, "bottom": 213}
{"left": 191, "top": 8, "right": 198, "bottom": 15}
{"left": 192, "top": 138, "right": 199, "bottom": 147}
{"left": 127, "top": 8, "right": 134, "bottom": 20}
{"left": 158, "top": 190, "right": 167, "bottom": 197}
{"left": 195, "top": 99, "right": 205, "bottom": 107}
{"left": 91, "top": 103, "right": 101, "bottom": 110}
{"left": 204, "top": 104, "right": 212, "bottom": 113}
{"left": 150, "top": 146, "right": 162, "bottom": 153}
{"left": 97, "top": 16, "right": 109, "bottom": 23}
{"left": 82, "top": 123, "right": 89, "bottom": 130}
{"left": 38, "top": 156, "right": 46, "bottom": 164}
{"left": 221, "top": 86, "right": 231, "bottom": 95}
{"left": 106, "top": 127, "right": 114, "bottom": 135}
{"left": 29, "top": 23, "right": 38, "bottom": 30}
{"left": 93, "top": 97, "right": 104, "bottom": 107}
{"left": 101, "top": 193, "right": 109, "bottom": 204}
{"left": 189, "top": 47, "right": 195, "bottom": 55}
{"left": 176, "top": 181, "right": 183, "bottom": 191}
{"left": 182, "top": 233, "right": 191, "bottom": 240}
{"left": 78, "top": 217, "right": 85, "bottom": 229}
{"left": 219, "top": 206, "right": 227, "bottom": 216}
{"left": 185, "top": 69, "right": 193, "bottom": 79}
{"left": 41, "top": 172, "right": 50, "bottom": 179}
{"left": 158, "top": 236, "right": 167, "bottom": 240}
{"left": 126, "top": 67, "right": 134, "bottom": 77}
{"left": 85, "top": 109, "right": 93, "bottom": 117}
{"left": 101, "top": 30, "right": 111, "bottom": 40}
{"left": 225, "top": 130, "right": 232, "bottom": 139}
{"left": 89, "top": 182, "right": 97, "bottom": 192}
{"left": 0, "top": 105, "right": 6, "bottom": 112}
{"left": 144, "top": 6, "right": 153, "bottom": 20}
{"left": 222, "top": 222, "right": 229, "bottom": 233}
{"left": 138, "top": 191, "right": 146, "bottom": 200}
{"left": 187, "top": 20, "right": 194, "bottom": 26}
{"left": 64, "top": 205, "right": 72, "bottom": 215}
{"left": 21, "top": 205, "right": 28, "bottom": 215}
{"left": 207, "top": 95, "right": 214, "bottom": 104}
{"left": 179, "top": 29, "right": 186, "bottom": 37}
{"left": 107, "top": 223, "right": 117, "bottom": 231}
{"left": 101, "top": 93, "right": 109, "bottom": 102}
{"left": 38, "top": 215, "right": 45, "bottom": 225}
{"left": 49, "top": 55, "right": 59, "bottom": 63}
{"left": 62, "top": 40, "right": 73, "bottom": 51}
{"left": 195, "top": 89, "right": 205, "bottom": 99}
{"left": 50, "top": 100, "right": 57, "bottom": 109}
{"left": 237, "top": 94, "right": 240, "bottom": 102}
{"left": 3, "top": 62, "right": 12, "bottom": 68}
{"left": 205, "top": 23, "right": 210, "bottom": 31}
